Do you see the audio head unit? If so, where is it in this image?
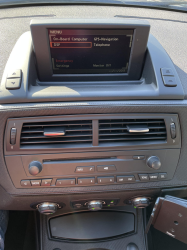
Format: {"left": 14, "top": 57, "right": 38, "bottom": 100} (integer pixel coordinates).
{"left": 30, "top": 19, "right": 150, "bottom": 82}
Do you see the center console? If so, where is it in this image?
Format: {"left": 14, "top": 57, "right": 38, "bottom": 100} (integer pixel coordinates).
{"left": 0, "top": 18, "right": 185, "bottom": 250}
{"left": 4, "top": 113, "right": 181, "bottom": 190}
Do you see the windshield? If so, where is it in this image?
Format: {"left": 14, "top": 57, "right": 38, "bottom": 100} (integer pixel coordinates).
{"left": 0, "top": 0, "right": 187, "bottom": 11}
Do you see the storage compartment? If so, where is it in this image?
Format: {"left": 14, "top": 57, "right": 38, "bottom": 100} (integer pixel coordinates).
{"left": 49, "top": 210, "right": 135, "bottom": 241}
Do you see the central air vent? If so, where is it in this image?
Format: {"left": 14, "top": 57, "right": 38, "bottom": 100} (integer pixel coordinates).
{"left": 98, "top": 119, "right": 167, "bottom": 144}
{"left": 20, "top": 120, "right": 92, "bottom": 148}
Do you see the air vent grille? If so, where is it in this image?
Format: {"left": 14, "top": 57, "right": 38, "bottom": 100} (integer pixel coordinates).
{"left": 98, "top": 119, "right": 167, "bottom": 144}
{"left": 20, "top": 120, "right": 92, "bottom": 147}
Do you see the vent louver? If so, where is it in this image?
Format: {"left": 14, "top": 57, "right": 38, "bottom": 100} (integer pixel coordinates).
{"left": 20, "top": 120, "right": 92, "bottom": 148}
{"left": 98, "top": 119, "right": 167, "bottom": 144}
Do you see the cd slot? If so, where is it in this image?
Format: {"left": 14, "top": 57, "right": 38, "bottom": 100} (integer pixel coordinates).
{"left": 43, "top": 156, "right": 132, "bottom": 165}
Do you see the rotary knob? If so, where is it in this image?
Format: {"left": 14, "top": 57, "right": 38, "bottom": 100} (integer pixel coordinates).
{"left": 88, "top": 200, "right": 103, "bottom": 211}
{"left": 29, "top": 161, "right": 42, "bottom": 175}
{"left": 37, "top": 202, "right": 58, "bottom": 215}
{"left": 132, "top": 197, "right": 150, "bottom": 208}
{"left": 147, "top": 156, "right": 161, "bottom": 170}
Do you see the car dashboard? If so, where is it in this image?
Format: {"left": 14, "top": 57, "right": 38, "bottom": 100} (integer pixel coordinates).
{"left": 0, "top": 4, "right": 187, "bottom": 250}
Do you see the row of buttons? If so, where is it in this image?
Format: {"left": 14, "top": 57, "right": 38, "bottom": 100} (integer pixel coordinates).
{"left": 21, "top": 177, "right": 115, "bottom": 187}
{"left": 21, "top": 173, "right": 167, "bottom": 187}
{"left": 114, "top": 173, "right": 167, "bottom": 183}
{"left": 75, "top": 165, "right": 116, "bottom": 173}
{"left": 57, "top": 177, "right": 115, "bottom": 186}
{"left": 21, "top": 179, "right": 52, "bottom": 187}
{"left": 139, "top": 173, "right": 167, "bottom": 181}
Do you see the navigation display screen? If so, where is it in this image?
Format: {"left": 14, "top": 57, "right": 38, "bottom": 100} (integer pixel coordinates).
{"left": 48, "top": 29, "right": 134, "bottom": 74}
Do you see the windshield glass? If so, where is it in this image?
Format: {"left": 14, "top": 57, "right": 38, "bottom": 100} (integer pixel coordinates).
{"left": 0, "top": 0, "right": 187, "bottom": 12}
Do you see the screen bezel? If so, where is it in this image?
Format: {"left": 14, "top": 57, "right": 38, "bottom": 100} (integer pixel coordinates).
{"left": 30, "top": 19, "right": 150, "bottom": 82}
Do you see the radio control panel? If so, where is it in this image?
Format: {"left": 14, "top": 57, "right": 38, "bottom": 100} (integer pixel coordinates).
{"left": 5, "top": 149, "right": 180, "bottom": 189}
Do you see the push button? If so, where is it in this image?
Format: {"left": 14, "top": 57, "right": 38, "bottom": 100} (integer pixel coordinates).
{"left": 21, "top": 180, "right": 31, "bottom": 187}
{"left": 73, "top": 203, "right": 83, "bottom": 209}
{"left": 41, "top": 179, "right": 52, "bottom": 186}
{"left": 71, "top": 200, "right": 85, "bottom": 209}
{"left": 7, "top": 69, "right": 21, "bottom": 79}
{"left": 6, "top": 69, "right": 22, "bottom": 90}
{"left": 31, "top": 180, "right": 41, "bottom": 186}
{"left": 158, "top": 173, "right": 167, "bottom": 180}
{"left": 97, "top": 177, "right": 114, "bottom": 184}
{"left": 78, "top": 178, "right": 95, "bottom": 185}
{"left": 149, "top": 173, "right": 158, "bottom": 181}
{"left": 162, "top": 76, "right": 177, "bottom": 87}
{"left": 107, "top": 199, "right": 119, "bottom": 206}
{"left": 6, "top": 78, "right": 21, "bottom": 90}
{"left": 161, "top": 68, "right": 174, "bottom": 76}
{"left": 56, "top": 179, "right": 75, "bottom": 186}
{"left": 117, "top": 175, "right": 135, "bottom": 183}
{"left": 75, "top": 166, "right": 94, "bottom": 173}
{"left": 139, "top": 174, "right": 149, "bottom": 181}
{"left": 97, "top": 165, "right": 116, "bottom": 172}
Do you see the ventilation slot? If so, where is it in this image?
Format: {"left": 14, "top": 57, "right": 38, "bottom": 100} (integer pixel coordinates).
{"left": 99, "top": 119, "right": 167, "bottom": 145}
{"left": 20, "top": 120, "right": 92, "bottom": 148}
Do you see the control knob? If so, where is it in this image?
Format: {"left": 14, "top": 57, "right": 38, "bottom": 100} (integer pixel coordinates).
{"left": 132, "top": 197, "right": 150, "bottom": 208}
{"left": 88, "top": 200, "right": 103, "bottom": 211}
{"left": 147, "top": 156, "right": 161, "bottom": 170}
{"left": 29, "top": 161, "right": 42, "bottom": 175}
{"left": 37, "top": 202, "right": 58, "bottom": 215}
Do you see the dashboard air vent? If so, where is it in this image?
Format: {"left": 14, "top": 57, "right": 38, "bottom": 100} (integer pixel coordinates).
{"left": 20, "top": 120, "right": 92, "bottom": 147}
{"left": 98, "top": 119, "right": 167, "bottom": 144}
